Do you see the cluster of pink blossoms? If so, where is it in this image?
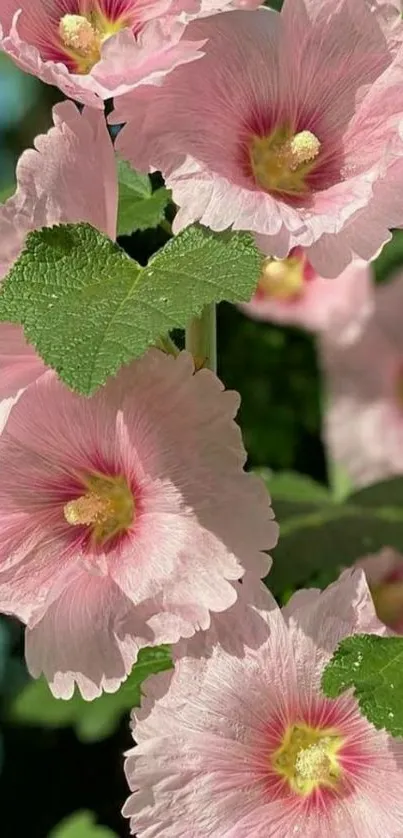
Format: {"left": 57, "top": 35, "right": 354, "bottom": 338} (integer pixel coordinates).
{"left": 1, "top": 0, "right": 403, "bottom": 835}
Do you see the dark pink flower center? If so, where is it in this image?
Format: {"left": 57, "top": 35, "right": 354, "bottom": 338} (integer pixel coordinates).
{"left": 250, "top": 127, "right": 321, "bottom": 196}
{"left": 271, "top": 722, "right": 344, "bottom": 796}
{"left": 63, "top": 472, "right": 135, "bottom": 545}
{"left": 237, "top": 106, "right": 345, "bottom": 206}
{"left": 257, "top": 248, "right": 315, "bottom": 302}
{"left": 29, "top": 1, "right": 137, "bottom": 73}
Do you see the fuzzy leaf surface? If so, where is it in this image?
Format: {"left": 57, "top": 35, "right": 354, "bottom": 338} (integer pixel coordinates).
{"left": 322, "top": 634, "right": 403, "bottom": 738}
{"left": 0, "top": 222, "right": 260, "bottom": 394}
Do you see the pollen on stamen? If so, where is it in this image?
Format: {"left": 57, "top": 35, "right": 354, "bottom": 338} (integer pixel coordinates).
{"left": 64, "top": 492, "right": 112, "bottom": 527}
{"left": 285, "top": 131, "right": 321, "bottom": 172}
{"left": 259, "top": 256, "right": 304, "bottom": 300}
{"left": 59, "top": 14, "right": 100, "bottom": 56}
{"left": 295, "top": 743, "right": 332, "bottom": 783}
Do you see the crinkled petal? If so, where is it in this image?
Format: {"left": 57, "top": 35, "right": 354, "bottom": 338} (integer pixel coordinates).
{"left": 26, "top": 573, "right": 157, "bottom": 700}
{"left": 0, "top": 101, "right": 117, "bottom": 279}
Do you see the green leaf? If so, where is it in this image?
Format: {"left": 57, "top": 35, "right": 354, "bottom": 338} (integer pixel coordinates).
{"left": 10, "top": 645, "right": 172, "bottom": 742}
{"left": 117, "top": 159, "right": 171, "bottom": 235}
{"left": 0, "top": 222, "right": 260, "bottom": 395}
{"left": 49, "top": 811, "right": 117, "bottom": 838}
{"left": 263, "top": 476, "right": 403, "bottom": 595}
{"left": 0, "top": 183, "right": 15, "bottom": 204}
{"left": 260, "top": 469, "right": 332, "bottom": 503}
{"left": 374, "top": 230, "right": 403, "bottom": 285}
{"left": 327, "top": 461, "right": 354, "bottom": 503}
{"left": 322, "top": 634, "right": 403, "bottom": 738}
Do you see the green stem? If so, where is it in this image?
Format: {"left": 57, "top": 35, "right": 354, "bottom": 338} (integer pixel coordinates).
{"left": 160, "top": 218, "right": 173, "bottom": 237}
{"left": 185, "top": 304, "right": 217, "bottom": 373}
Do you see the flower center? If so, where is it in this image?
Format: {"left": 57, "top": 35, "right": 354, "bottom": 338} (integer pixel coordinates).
{"left": 371, "top": 580, "right": 403, "bottom": 629}
{"left": 59, "top": 10, "right": 126, "bottom": 73}
{"left": 258, "top": 255, "right": 305, "bottom": 301}
{"left": 59, "top": 15, "right": 100, "bottom": 55}
{"left": 272, "top": 723, "right": 343, "bottom": 796}
{"left": 250, "top": 128, "right": 321, "bottom": 195}
{"left": 64, "top": 473, "right": 134, "bottom": 544}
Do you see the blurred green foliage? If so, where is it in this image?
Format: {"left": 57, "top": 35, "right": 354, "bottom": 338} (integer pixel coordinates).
{"left": 262, "top": 473, "right": 403, "bottom": 594}
{"left": 11, "top": 646, "right": 172, "bottom": 742}
{"left": 49, "top": 812, "right": 118, "bottom": 838}
{"left": 219, "top": 304, "right": 324, "bottom": 476}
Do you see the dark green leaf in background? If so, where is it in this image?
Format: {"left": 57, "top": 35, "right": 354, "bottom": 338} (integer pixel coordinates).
{"left": 10, "top": 646, "right": 172, "bottom": 742}
{"left": 258, "top": 469, "right": 332, "bottom": 503}
{"left": 262, "top": 475, "right": 403, "bottom": 596}
{"left": 0, "top": 222, "right": 261, "bottom": 395}
{"left": 374, "top": 230, "right": 403, "bottom": 285}
{"left": 117, "top": 160, "right": 171, "bottom": 236}
{"left": 322, "top": 634, "right": 403, "bottom": 738}
{"left": 0, "top": 182, "right": 15, "bottom": 204}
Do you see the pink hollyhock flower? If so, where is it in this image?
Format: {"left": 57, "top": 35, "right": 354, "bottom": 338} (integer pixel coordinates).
{"left": 320, "top": 269, "right": 403, "bottom": 487}
{"left": 123, "top": 569, "right": 403, "bottom": 838}
{"left": 0, "top": 99, "right": 117, "bottom": 281}
{"left": 0, "top": 0, "right": 258, "bottom": 109}
{"left": 113, "top": 0, "right": 403, "bottom": 277}
{"left": 0, "top": 349, "right": 277, "bottom": 700}
{"left": 356, "top": 547, "right": 403, "bottom": 632}
{"left": 240, "top": 249, "right": 374, "bottom": 338}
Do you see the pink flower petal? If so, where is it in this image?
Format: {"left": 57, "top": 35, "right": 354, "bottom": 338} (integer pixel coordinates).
{"left": 124, "top": 569, "right": 403, "bottom": 838}
{"left": 25, "top": 573, "right": 157, "bottom": 700}
{"left": 0, "top": 0, "right": 254, "bottom": 106}
{"left": 0, "top": 351, "right": 277, "bottom": 697}
{"left": 113, "top": 1, "right": 403, "bottom": 276}
{"left": 0, "top": 101, "right": 117, "bottom": 280}
{"left": 241, "top": 255, "right": 374, "bottom": 337}
{"left": 320, "top": 269, "right": 403, "bottom": 486}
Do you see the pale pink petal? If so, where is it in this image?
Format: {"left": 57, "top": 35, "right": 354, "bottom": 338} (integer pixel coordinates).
{"left": 356, "top": 546, "right": 403, "bottom": 586}
{"left": 125, "top": 569, "right": 403, "bottom": 838}
{"left": 282, "top": 568, "right": 386, "bottom": 695}
{"left": 0, "top": 323, "right": 47, "bottom": 439}
{"left": 0, "top": 323, "right": 46, "bottom": 398}
{"left": 113, "top": 1, "right": 403, "bottom": 277}
{"left": 241, "top": 257, "right": 374, "bottom": 338}
{"left": 26, "top": 574, "right": 157, "bottom": 700}
{"left": 0, "top": 0, "right": 243, "bottom": 106}
{"left": 0, "top": 101, "right": 117, "bottom": 280}
{"left": 0, "top": 350, "right": 277, "bottom": 695}
{"left": 320, "top": 270, "right": 403, "bottom": 486}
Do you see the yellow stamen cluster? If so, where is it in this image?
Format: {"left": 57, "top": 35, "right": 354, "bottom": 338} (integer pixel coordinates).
{"left": 285, "top": 131, "right": 321, "bottom": 172}
{"left": 64, "top": 473, "right": 134, "bottom": 545}
{"left": 295, "top": 742, "right": 332, "bottom": 782}
{"left": 64, "top": 492, "right": 113, "bottom": 527}
{"left": 59, "top": 15, "right": 100, "bottom": 57}
{"left": 59, "top": 10, "right": 127, "bottom": 74}
{"left": 259, "top": 255, "right": 304, "bottom": 301}
{"left": 272, "top": 723, "right": 343, "bottom": 796}
{"left": 371, "top": 580, "right": 403, "bottom": 628}
{"left": 250, "top": 128, "right": 321, "bottom": 195}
